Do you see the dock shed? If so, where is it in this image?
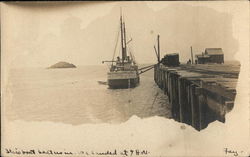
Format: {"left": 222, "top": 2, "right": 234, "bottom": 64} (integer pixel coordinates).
{"left": 196, "top": 48, "right": 224, "bottom": 64}
{"left": 196, "top": 54, "right": 210, "bottom": 64}
{"left": 161, "top": 53, "right": 180, "bottom": 67}
{"left": 205, "top": 48, "right": 224, "bottom": 64}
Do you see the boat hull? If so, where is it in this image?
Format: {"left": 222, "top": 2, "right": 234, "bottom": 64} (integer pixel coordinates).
{"left": 107, "top": 71, "right": 140, "bottom": 89}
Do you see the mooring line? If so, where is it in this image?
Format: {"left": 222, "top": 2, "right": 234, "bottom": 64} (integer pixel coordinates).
{"left": 151, "top": 92, "right": 159, "bottom": 112}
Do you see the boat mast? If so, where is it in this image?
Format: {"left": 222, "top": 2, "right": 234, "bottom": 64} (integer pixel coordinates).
{"left": 120, "top": 14, "right": 125, "bottom": 64}
{"left": 123, "top": 22, "right": 127, "bottom": 60}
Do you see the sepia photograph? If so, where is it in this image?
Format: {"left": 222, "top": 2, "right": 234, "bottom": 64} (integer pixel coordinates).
{"left": 1, "top": 1, "right": 249, "bottom": 157}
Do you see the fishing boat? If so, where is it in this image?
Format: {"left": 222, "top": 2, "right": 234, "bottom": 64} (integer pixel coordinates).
{"left": 103, "top": 14, "right": 140, "bottom": 89}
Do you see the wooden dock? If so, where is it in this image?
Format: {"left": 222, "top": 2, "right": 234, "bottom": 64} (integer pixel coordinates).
{"left": 154, "top": 63, "right": 240, "bottom": 131}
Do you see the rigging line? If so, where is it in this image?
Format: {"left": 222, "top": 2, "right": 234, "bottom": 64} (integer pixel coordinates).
{"left": 128, "top": 47, "right": 134, "bottom": 63}
{"left": 139, "top": 64, "right": 155, "bottom": 71}
{"left": 128, "top": 47, "right": 133, "bottom": 58}
{"left": 118, "top": 46, "right": 121, "bottom": 57}
{"left": 139, "top": 66, "right": 154, "bottom": 75}
{"left": 112, "top": 24, "right": 121, "bottom": 65}
{"left": 124, "top": 22, "right": 136, "bottom": 64}
{"left": 130, "top": 48, "right": 137, "bottom": 64}
{"left": 128, "top": 43, "right": 134, "bottom": 59}
{"left": 129, "top": 52, "right": 133, "bottom": 61}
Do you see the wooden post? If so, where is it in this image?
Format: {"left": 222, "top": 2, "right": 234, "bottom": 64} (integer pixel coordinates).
{"left": 157, "top": 35, "right": 160, "bottom": 62}
{"left": 195, "top": 87, "right": 204, "bottom": 130}
{"left": 163, "top": 71, "right": 167, "bottom": 94}
{"left": 159, "top": 69, "right": 162, "bottom": 88}
{"left": 186, "top": 81, "right": 192, "bottom": 125}
{"left": 175, "top": 74, "right": 180, "bottom": 122}
{"left": 191, "top": 46, "right": 194, "bottom": 64}
{"left": 198, "top": 92, "right": 207, "bottom": 130}
{"left": 166, "top": 70, "right": 168, "bottom": 95}
{"left": 157, "top": 67, "right": 160, "bottom": 86}
{"left": 190, "top": 85, "right": 201, "bottom": 130}
{"left": 161, "top": 69, "right": 163, "bottom": 89}
{"left": 172, "top": 73, "right": 179, "bottom": 121}
{"left": 190, "top": 84, "right": 195, "bottom": 127}
{"left": 170, "top": 73, "right": 174, "bottom": 118}
{"left": 167, "top": 71, "right": 170, "bottom": 95}
{"left": 178, "top": 77, "right": 183, "bottom": 122}
{"left": 154, "top": 45, "right": 159, "bottom": 63}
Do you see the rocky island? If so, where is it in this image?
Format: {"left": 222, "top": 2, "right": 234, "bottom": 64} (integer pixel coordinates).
{"left": 48, "top": 61, "right": 76, "bottom": 69}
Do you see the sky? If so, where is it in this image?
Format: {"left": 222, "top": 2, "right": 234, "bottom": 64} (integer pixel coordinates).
{"left": 1, "top": 1, "right": 247, "bottom": 68}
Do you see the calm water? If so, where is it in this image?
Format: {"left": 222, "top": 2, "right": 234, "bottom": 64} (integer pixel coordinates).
{"left": 6, "top": 65, "right": 171, "bottom": 125}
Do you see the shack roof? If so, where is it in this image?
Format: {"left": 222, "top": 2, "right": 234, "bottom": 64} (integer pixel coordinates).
{"left": 205, "top": 48, "right": 223, "bottom": 55}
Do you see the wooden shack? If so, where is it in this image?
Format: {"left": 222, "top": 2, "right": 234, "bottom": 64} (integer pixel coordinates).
{"left": 161, "top": 53, "right": 180, "bottom": 67}
{"left": 196, "top": 48, "right": 224, "bottom": 64}
{"left": 205, "top": 48, "right": 224, "bottom": 64}
{"left": 196, "top": 54, "right": 210, "bottom": 64}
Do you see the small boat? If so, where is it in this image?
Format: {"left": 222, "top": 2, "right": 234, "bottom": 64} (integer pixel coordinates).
{"left": 103, "top": 13, "right": 139, "bottom": 89}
